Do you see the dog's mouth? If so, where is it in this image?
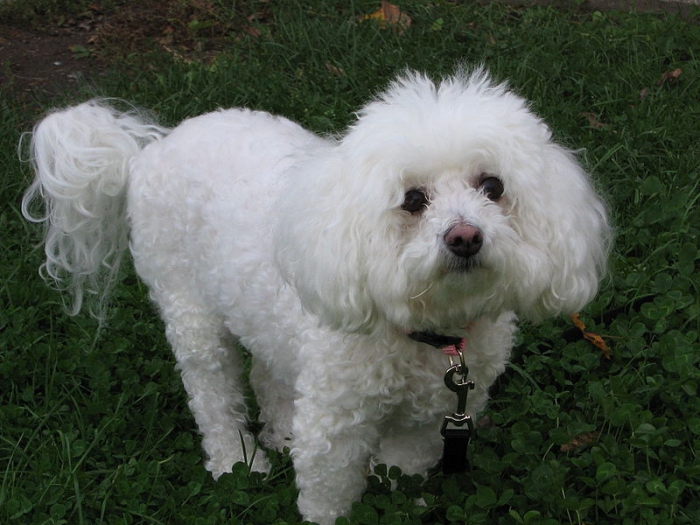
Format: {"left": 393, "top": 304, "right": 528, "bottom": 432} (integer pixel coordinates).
{"left": 444, "top": 253, "right": 483, "bottom": 273}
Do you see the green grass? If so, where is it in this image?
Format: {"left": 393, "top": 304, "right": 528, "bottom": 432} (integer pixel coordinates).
{"left": 2, "top": 1, "right": 700, "bottom": 523}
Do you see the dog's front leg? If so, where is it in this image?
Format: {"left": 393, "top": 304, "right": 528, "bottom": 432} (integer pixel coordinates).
{"left": 291, "top": 392, "right": 380, "bottom": 525}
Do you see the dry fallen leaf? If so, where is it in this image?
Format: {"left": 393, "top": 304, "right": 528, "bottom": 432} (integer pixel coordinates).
{"left": 570, "top": 313, "right": 611, "bottom": 359}
{"left": 570, "top": 313, "right": 586, "bottom": 332}
{"left": 640, "top": 68, "right": 682, "bottom": 100}
{"left": 657, "top": 67, "right": 682, "bottom": 86}
{"left": 159, "top": 26, "right": 174, "bottom": 46}
{"left": 244, "top": 25, "right": 261, "bottom": 38}
{"left": 583, "top": 332, "right": 610, "bottom": 358}
{"left": 359, "top": 1, "right": 411, "bottom": 34}
{"left": 560, "top": 431, "right": 599, "bottom": 452}
{"left": 325, "top": 62, "right": 346, "bottom": 77}
{"left": 580, "top": 112, "right": 605, "bottom": 129}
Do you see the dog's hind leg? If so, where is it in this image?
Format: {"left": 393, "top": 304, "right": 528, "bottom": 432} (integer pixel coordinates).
{"left": 156, "top": 291, "right": 270, "bottom": 477}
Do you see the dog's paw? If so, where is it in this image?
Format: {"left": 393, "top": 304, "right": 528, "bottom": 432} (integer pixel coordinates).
{"left": 206, "top": 432, "right": 271, "bottom": 479}
{"left": 247, "top": 448, "right": 272, "bottom": 474}
{"left": 207, "top": 450, "right": 271, "bottom": 479}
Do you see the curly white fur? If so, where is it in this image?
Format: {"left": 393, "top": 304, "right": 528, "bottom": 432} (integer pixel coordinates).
{"left": 21, "top": 101, "right": 167, "bottom": 317}
{"left": 23, "top": 68, "right": 610, "bottom": 525}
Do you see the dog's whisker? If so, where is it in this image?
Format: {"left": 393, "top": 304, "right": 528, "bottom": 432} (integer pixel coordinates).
{"left": 409, "top": 282, "right": 433, "bottom": 300}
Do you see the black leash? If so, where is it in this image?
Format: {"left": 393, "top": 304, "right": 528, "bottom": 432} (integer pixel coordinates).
{"left": 409, "top": 331, "right": 473, "bottom": 474}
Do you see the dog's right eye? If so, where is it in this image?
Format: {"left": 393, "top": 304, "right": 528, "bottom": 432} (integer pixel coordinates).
{"left": 401, "top": 189, "right": 429, "bottom": 214}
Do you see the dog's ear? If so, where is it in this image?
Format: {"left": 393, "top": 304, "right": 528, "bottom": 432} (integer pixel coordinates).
{"left": 274, "top": 154, "right": 382, "bottom": 333}
{"left": 521, "top": 146, "right": 611, "bottom": 321}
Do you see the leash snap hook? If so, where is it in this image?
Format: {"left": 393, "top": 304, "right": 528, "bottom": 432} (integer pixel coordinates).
{"left": 443, "top": 362, "right": 474, "bottom": 419}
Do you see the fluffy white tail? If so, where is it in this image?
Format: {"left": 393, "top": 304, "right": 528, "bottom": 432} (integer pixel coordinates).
{"left": 21, "top": 100, "right": 168, "bottom": 319}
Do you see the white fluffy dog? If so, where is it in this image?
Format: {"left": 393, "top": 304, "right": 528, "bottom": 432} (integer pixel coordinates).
{"left": 23, "top": 68, "right": 610, "bottom": 525}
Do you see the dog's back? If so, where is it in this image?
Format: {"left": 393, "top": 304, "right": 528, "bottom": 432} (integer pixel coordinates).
{"left": 128, "top": 108, "right": 324, "bottom": 310}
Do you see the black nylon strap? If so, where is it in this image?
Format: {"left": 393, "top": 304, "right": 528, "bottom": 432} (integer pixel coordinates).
{"left": 408, "top": 331, "right": 463, "bottom": 349}
{"left": 442, "top": 426, "right": 470, "bottom": 474}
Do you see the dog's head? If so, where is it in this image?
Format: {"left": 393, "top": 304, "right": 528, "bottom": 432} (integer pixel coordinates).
{"left": 276, "top": 68, "right": 611, "bottom": 334}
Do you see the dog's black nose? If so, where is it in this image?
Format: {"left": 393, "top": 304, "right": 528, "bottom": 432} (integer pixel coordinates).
{"left": 444, "top": 224, "right": 483, "bottom": 258}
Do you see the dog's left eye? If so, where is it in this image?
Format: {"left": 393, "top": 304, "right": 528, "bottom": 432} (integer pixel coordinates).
{"left": 479, "top": 176, "right": 504, "bottom": 201}
{"left": 401, "top": 189, "right": 429, "bottom": 214}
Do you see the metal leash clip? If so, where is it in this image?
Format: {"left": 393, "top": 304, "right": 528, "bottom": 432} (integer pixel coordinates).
{"left": 441, "top": 350, "right": 475, "bottom": 474}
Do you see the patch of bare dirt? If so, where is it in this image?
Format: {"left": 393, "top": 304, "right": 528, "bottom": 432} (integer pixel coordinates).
{"left": 0, "top": 23, "right": 98, "bottom": 100}
{"left": 0, "top": 0, "right": 268, "bottom": 101}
